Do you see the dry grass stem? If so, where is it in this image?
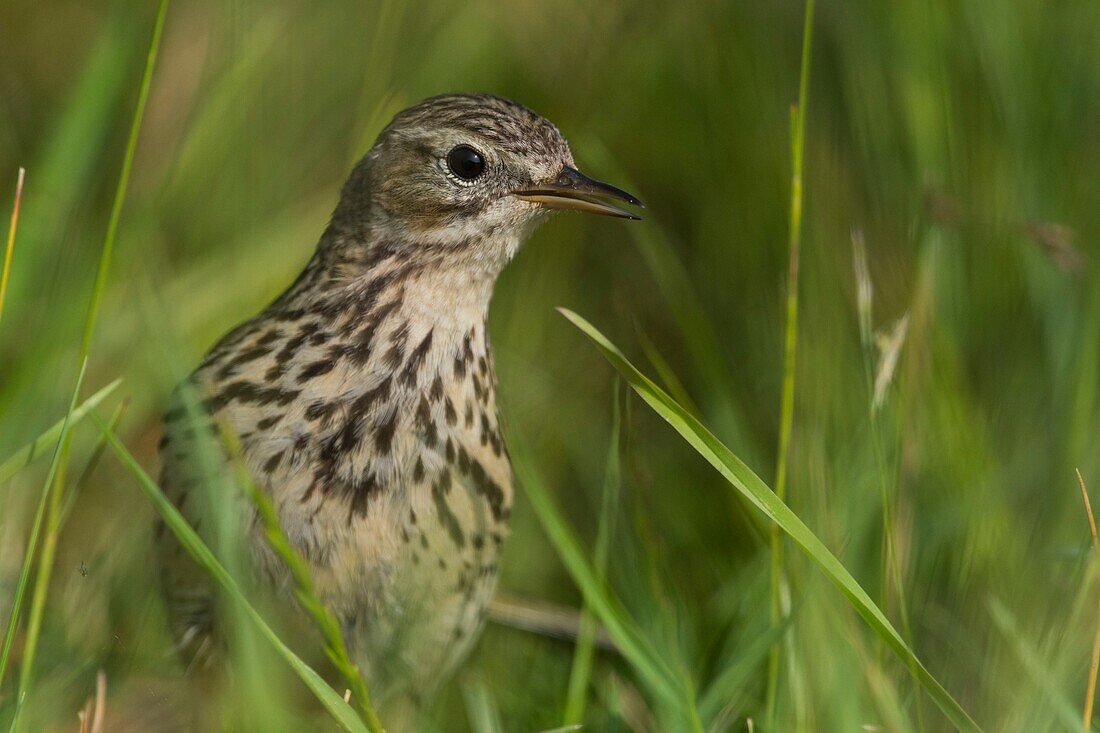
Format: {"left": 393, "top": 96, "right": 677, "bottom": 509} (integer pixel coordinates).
{"left": 1078, "top": 468, "right": 1099, "bottom": 732}
{"left": 0, "top": 167, "right": 25, "bottom": 327}
{"left": 873, "top": 314, "right": 910, "bottom": 413}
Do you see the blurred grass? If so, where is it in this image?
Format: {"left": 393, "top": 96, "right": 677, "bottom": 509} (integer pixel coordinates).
{"left": 1, "top": 0, "right": 1099, "bottom": 731}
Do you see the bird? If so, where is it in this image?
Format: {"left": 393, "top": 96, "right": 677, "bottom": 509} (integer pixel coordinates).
{"left": 156, "top": 92, "right": 642, "bottom": 727}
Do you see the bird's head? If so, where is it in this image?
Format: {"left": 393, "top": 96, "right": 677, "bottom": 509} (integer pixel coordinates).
{"left": 332, "top": 93, "right": 642, "bottom": 266}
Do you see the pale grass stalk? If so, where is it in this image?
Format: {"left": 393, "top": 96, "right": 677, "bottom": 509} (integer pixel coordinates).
{"left": 0, "top": 167, "right": 25, "bottom": 327}
{"left": 1077, "top": 468, "right": 1099, "bottom": 732}
{"left": 91, "top": 670, "right": 106, "bottom": 733}
{"left": 854, "top": 229, "right": 924, "bottom": 731}
{"left": 487, "top": 592, "right": 615, "bottom": 650}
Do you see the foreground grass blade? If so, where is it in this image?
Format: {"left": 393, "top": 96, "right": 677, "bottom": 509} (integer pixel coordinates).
{"left": 96, "top": 420, "right": 371, "bottom": 733}
{"left": 512, "top": 444, "right": 703, "bottom": 732}
{"left": 19, "top": 398, "right": 128, "bottom": 699}
{"left": 559, "top": 308, "right": 982, "bottom": 733}
{"left": 5, "top": 691, "right": 25, "bottom": 733}
{"left": 0, "top": 359, "right": 88, "bottom": 689}
{"left": 12, "top": 1, "right": 171, "bottom": 712}
{"left": 78, "top": 0, "right": 168, "bottom": 356}
{"left": 0, "top": 380, "right": 122, "bottom": 487}
{"left": 221, "top": 428, "right": 384, "bottom": 733}
{"left": 563, "top": 388, "right": 622, "bottom": 725}
{"left": 767, "top": 0, "right": 816, "bottom": 724}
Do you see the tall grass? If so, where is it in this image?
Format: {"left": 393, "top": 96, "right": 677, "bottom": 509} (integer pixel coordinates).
{"left": 766, "top": 1, "right": 815, "bottom": 726}
{"left": 9, "top": 1, "right": 169, "bottom": 713}
{"left": 560, "top": 308, "right": 980, "bottom": 732}
{"left": 96, "top": 419, "right": 371, "bottom": 733}
{"left": 0, "top": 360, "right": 87, "bottom": 692}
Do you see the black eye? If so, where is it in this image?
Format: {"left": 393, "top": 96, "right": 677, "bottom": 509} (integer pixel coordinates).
{"left": 446, "top": 145, "right": 485, "bottom": 181}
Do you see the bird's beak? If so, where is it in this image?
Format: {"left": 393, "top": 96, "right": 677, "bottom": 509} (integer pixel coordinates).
{"left": 512, "top": 167, "right": 644, "bottom": 220}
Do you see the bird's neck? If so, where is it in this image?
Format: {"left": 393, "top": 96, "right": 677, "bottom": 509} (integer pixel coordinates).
{"left": 286, "top": 226, "right": 514, "bottom": 383}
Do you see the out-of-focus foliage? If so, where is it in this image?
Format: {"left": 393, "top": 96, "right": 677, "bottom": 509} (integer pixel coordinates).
{"left": 1, "top": 0, "right": 1097, "bottom": 730}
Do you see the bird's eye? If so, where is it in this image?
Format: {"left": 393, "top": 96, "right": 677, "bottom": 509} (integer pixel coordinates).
{"left": 446, "top": 145, "right": 485, "bottom": 181}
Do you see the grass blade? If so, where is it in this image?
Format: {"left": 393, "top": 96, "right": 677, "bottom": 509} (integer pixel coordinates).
{"left": 220, "top": 427, "right": 384, "bottom": 733}
{"left": 559, "top": 307, "right": 982, "bottom": 733}
{"left": 766, "top": 0, "right": 815, "bottom": 725}
{"left": 563, "top": 387, "right": 622, "bottom": 725}
{"left": 17, "top": 398, "right": 128, "bottom": 701}
{"left": 0, "top": 380, "right": 121, "bottom": 487}
{"left": 78, "top": 0, "right": 169, "bottom": 356}
{"left": 0, "top": 359, "right": 88, "bottom": 689}
{"left": 95, "top": 418, "right": 370, "bottom": 733}
{"left": 0, "top": 167, "right": 25, "bottom": 328}
{"left": 5, "top": 692, "right": 25, "bottom": 733}
{"left": 11, "top": 0, "right": 171, "bottom": 709}
{"left": 512, "top": 441, "right": 703, "bottom": 732}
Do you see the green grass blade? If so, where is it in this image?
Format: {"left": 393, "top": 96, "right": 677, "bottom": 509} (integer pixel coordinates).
{"left": 511, "top": 442, "right": 703, "bottom": 731}
{"left": 0, "top": 380, "right": 122, "bottom": 487}
{"left": 9, "top": 1, "right": 171, "bottom": 711}
{"left": 18, "top": 398, "right": 128, "bottom": 700}
{"left": 5, "top": 692, "right": 25, "bottom": 733}
{"left": 220, "top": 427, "right": 384, "bottom": 733}
{"left": 559, "top": 308, "right": 982, "bottom": 733}
{"left": 95, "top": 418, "right": 370, "bottom": 733}
{"left": 767, "top": 0, "right": 816, "bottom": 725}
{"left": 563, "top": 387, "right": 622, "bottom": 725}
{"left": 0, "top": 359, "right": 88, "bottom": 689}
{"left": 78, "top": 0, "right": 169, "bottom": 357}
